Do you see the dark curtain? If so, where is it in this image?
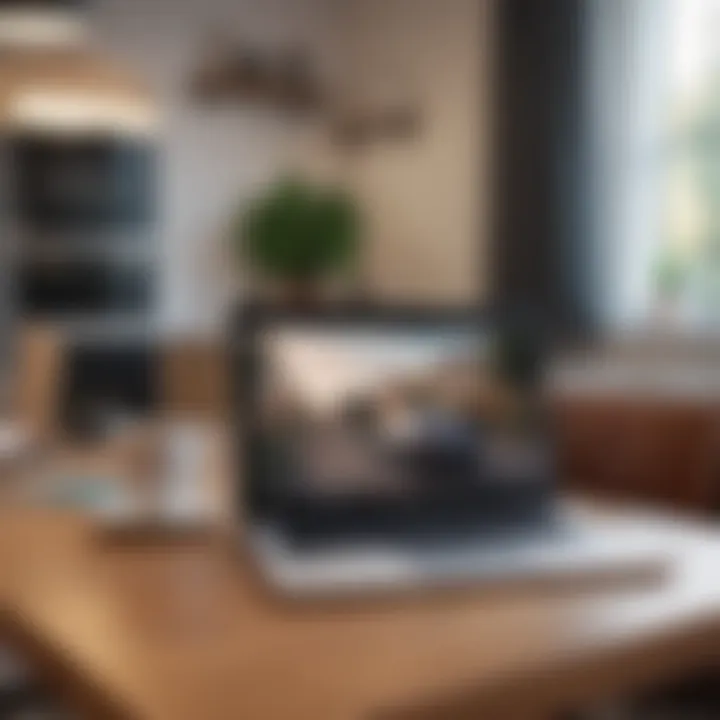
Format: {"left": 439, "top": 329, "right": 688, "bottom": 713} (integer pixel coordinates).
{"left": 492, "top": 0, "right": 597, "bottom": 342}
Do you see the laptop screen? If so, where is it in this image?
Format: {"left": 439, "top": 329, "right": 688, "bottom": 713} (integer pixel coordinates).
{"left": 240, "top": 309, "right": 552, "bottom": 540}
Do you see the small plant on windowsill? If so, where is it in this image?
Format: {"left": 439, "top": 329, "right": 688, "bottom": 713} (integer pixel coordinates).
{"left": 652, "top": 248, "right": 689, "bottom": 324}
{"left": 234, "top": 176, "right": 361, "bottom": 306}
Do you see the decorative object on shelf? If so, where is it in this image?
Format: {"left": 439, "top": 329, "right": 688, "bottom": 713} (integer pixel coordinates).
{"left": 269, "top": 49, "right": 325, "bottom": 114}
{"left": 189, "top": 38, "right": 420, "bottom": 147}
{"left": 235, "top": 176, "right": 361, "bottom": 305}
{"left": 330, "top": 105, "right": 421, "bottom": 149}
{"left": 191, "top": 40, "right": 270, "bottom": 105}
{"left": 191, "top": 41, "right": 324, "bottom": 114}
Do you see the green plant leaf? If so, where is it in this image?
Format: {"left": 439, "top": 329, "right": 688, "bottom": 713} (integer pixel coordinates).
{"left": 236, "top": 177, "right": 361, "bottom": 281}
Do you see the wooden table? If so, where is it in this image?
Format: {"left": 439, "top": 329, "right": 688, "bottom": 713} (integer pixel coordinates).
{"left": 2, "top": 505, "right": 720, "bottom": 720}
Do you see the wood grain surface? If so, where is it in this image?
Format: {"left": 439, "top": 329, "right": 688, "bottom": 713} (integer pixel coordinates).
{"left": 2, "top": 498, "right": 720, "bottom": 720}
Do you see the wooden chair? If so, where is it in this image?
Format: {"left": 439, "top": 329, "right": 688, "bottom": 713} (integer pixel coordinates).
{"left": 161, "top": 340, "right": 229, "bottom": 421}
{"left": 0, "top": 326, "right": 65, "bottom": 712}
{"left": 0, "top": 325, "right": 64, "bottom": 460}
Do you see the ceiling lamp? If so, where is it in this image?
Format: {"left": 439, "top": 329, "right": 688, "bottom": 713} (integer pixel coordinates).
{"left": 0, "top": 1, "right": 87, "bottom": 49}
{"left": 0, "top": 1, "right": 157, "bottom": 136}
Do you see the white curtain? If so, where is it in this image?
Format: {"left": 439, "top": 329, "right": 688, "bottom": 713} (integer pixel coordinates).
{"left": 586, "top": 0, "right": 673, "bottom": 330}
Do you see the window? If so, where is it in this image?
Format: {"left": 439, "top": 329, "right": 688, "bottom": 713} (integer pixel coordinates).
{"left": 592, "top": 0, "right": 720, "bottom": 332}
{"left": 661, "top": 0, "right": 720, "bottom": 327}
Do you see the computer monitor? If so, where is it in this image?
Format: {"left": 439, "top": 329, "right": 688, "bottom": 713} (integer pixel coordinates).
{"left": 234, "top": 305, "right": 554, "bottom": 545}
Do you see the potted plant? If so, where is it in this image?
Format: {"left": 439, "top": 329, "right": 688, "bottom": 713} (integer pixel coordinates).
{"left": 490, "top": 323, "right": 543, "bottom": 432}
{"left": 235, "top": 177, "right": 361, "bottom": 304}
{"left": 652, "top": 248, "right": 688, "bottom": 324}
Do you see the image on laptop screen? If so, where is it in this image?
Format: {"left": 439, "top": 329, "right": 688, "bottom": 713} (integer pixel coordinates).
{"left": 254, "top": 323, "right": 549, "bottom": 507}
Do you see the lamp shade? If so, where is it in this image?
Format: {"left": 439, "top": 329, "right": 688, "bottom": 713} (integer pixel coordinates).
{"left": 0, "top": 1, "right": 87, "bottom": 9}
{"left": 0, "top": 0, "right": 86, "bottom": 49}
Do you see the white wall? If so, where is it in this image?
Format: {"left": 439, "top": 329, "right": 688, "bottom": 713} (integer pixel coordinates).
{"left": 91, "top": 0, "right": 336, "bottom": 335}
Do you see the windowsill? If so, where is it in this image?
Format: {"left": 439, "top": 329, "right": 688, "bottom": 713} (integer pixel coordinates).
{"left": 553, "top": 325, "right": 720, "bottom": 401}
{"left": 602, "top": 324, "right": 720, "bottom": 357}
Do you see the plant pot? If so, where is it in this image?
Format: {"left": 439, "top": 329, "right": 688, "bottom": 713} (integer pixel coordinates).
{"left": 650, "top": 292, "right": 684, "bottom": 327}
{"left": 281, "top": 279, "right": 323, "bottom": 307}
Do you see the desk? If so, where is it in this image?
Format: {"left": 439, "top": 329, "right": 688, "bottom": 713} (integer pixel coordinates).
{"left": 1, "top": 507, "right": 720, "bottom": 720}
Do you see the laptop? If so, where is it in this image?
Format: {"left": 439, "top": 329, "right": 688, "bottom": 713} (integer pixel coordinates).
{"left": 234, "top": 305, "right": 669, "bottom": 597}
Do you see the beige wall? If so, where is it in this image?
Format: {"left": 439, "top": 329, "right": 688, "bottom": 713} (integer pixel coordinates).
{"left": 335, "top": 0, "right": 492, "bottom": 304}
{"left": 86, "top": 0, "right": 491, "bottom": 330}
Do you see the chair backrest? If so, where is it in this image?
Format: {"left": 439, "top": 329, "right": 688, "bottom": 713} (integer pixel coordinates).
{"left": 15, "top": 325, "right": 64, "bottom": 445}
{"left": 161, "top": 340, "right": 228, "bottom": 421}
